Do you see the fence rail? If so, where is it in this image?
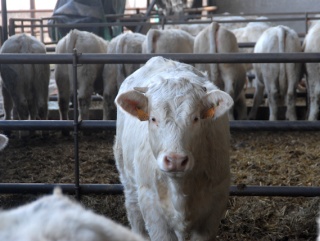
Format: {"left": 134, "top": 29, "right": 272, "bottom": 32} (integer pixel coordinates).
{"left": 0, "top": 52, "right": 319, "bottom": 199}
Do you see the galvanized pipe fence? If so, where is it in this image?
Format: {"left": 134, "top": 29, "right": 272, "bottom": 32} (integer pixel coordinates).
{"left": 0, "top": 52, "right": 320, "bottom": 199}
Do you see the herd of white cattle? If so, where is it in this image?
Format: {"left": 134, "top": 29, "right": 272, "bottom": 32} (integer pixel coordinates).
{"left": 1, "top": 17, "right": 320, "bottom": 124}
{"left": 1, "top": 16, "right": 320, "bottom": 241}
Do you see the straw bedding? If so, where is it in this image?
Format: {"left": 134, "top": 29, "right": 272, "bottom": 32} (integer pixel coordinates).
{"left": 0, "top": 129, "right": 319, "bottom": 240}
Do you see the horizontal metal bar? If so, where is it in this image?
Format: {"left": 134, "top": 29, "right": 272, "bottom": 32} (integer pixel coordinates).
{"left": 0, "top": 120, "right": 319, "bottom": 131}
{"left": 0, "top": 53, "right": 320, "bottom": 64}
{"left": 0, "top": 120, "right": 116, "bottom": 131}
{"left": 229, "top": 185, "right": 320, "bottom": 197}
{"left": 0, "top": 183, "right": 319, "bottom": 197}
{"left": 0, "top": 183, "right": 123, "bottom": 195}
{"left": 230, "top": 120, "right": 320, "bottom": 131}
{"left": 48, "top": 95, "right": 103, "bottom": 102}
{"left": 44, "top": 43, "right": 257, "bottom": 52}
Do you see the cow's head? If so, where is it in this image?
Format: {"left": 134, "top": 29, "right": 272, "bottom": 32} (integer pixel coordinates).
{"left": 116, "top": 78, "right": 233, "bottom": 177}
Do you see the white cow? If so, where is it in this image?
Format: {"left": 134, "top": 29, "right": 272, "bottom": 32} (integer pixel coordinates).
{"left": 162, "top": 23, "right": 208, "bottom": 36}
{"left": 0, "top": 134, "right": 8, "bottom": 151}
{"left": 212, "top": 15, "right": 247, "bottom": 30}
{"left": 194, "top": 22, "right": 248, "bottom": 120}
{"left": 102, "top": 34, "right": 123, "bottom": 120}
{"left": 116, "top": 32, "right": 146, "bottom": 85}
{"left": 142, "top": 28, "right": 194, "bottom": 54}
{"left": 0, "top": 34, "right": 50, "bottom": 137}
{"left": 0, "top": 187, "right": 145, "bottom": 241}
{"left": 303, "top": 21, "right": 320, "bottom": 120}
{"left": 248, "top": 25, "right": 303, "bottom": 121}
{"left": 102, "top": 32, "right": 146, "bottom": 120}
{"left": 232, "top": 21, "right": 272, "bottom": 72}
{"left": 55, "top": 29, "right": 108, "bottom": 121}
{"left": 114, "top": 56, "right": 233, "bottom": 240}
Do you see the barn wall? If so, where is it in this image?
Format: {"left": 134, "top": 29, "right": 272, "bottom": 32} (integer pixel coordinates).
{"left": 213, "top": 0, "right": 320, "bottom": 34}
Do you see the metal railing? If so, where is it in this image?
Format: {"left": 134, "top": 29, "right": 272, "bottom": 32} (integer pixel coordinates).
{"left": 0, "top": 52, "right": 319, "bottom": 200}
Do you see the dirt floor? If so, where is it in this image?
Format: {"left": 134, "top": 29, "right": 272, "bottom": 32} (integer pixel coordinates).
{"left": 0, "top": 128, "right": 319, "bottom": 241}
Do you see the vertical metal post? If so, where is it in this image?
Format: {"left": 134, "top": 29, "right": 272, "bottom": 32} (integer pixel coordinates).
{"left": 1, "top": 0, "right": 8, "bottom": 43}
{"left": 30, "top": 0, "right": 35, "bottom": 18}
{"left": 305, "top": 12, "right": 308, "bottom": 34}
{"left": 72, "top": 49, "right": 80, "bottom": 200}
{"left": 40, "top": 19, "right": 44, "bottom": 43}
{"left": 135, "top": 0, "right": 157, "bottom": 33}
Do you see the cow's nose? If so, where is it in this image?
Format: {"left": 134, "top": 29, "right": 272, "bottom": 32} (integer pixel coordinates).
{"left": 163, "top": 154, "right": 189, "bottom": 172}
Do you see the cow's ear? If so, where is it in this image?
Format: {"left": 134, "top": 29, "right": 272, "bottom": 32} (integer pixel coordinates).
{"left": 201, "top": 90, "right": 233, "bottom": 119}
{"left": 115, "top": 90, "right": 149, "bottom": 121}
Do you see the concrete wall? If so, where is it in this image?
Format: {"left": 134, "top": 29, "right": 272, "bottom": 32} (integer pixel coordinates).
{"left": 212, "top": 0, "right": 320, "bottom": 35}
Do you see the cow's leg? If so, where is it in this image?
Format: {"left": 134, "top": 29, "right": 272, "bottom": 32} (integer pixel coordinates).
{"left": 138, "top": 187, "right": 178, "bottom": 241}
{"left": 306, "top": 66, "right": 320, "bottom": 120}
{"left": 308, "top": 87, "right": 320, "bottom": 121}
{"left": 13, "top": 94, "right": 30, "bottom": 138}
{"left": 78, "top": 86, "right": 92, "bottom": 121}
{"left": 1, "top": 87, "right": 14, "bottom": 136}
{"left": 285, "top": 67, "right": 298, "bottom": 121}
{"left": 102, "top": 64, "right": 118, "bottom": 120}
{"left": 55, "top": 65, "right": 70, "bottom": 121}
{"left": 223, "top": 81, "right": 235, "bottom": 120}
{"left": 234, "top": 90, "right": 247, "bottom": 120}
{"left": 124, "top": 188, "right": 148, "bottom": 237}
{"left": 2, "top": 87, "right": 13, "bottom": 120}
{"left": 248, "top": 69, "right": 265, "bottom": 120}
{"left": 190, "top": 178, "right": 229, "bottom": 241}
{"left": 267, "top": 79, "right": 279, "bottom": 121}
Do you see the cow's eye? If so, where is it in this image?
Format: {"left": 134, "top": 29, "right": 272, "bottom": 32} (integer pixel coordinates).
{"left": 151, "top": 117, "right": 156, "bottom": 122}
{"left": 194, "top": 117, "right": 199, "bottom": 122}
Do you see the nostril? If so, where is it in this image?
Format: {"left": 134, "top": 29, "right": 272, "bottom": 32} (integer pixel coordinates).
{"left": 181, "top": 157, "right": 188, "bottom": 167}
{"left": 163, "top": 154, "right": 189, "bottom": 172}
{"left": 164, "top": 156, "right": 171, "bottom": 165}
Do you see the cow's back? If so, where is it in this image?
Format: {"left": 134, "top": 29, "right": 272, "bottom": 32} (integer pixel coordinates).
{"left": 142, "top": 29, "right": 194, "bottom": 54}
{"left": 0, "top": 34, "right": 50, "bottom": 121}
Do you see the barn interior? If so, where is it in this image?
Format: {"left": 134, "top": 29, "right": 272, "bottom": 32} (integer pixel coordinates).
{"left": 0, "top": 1, "right": 319, "bottom": 240}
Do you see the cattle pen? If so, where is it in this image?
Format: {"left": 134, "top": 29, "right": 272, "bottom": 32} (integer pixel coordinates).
{"left": 1, "top": 3, "right": 320, "bottom": 240}
{"left": 0, "top": 55, "right": 320, "bottom": 239}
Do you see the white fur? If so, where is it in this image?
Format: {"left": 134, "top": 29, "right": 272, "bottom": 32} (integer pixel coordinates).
{"left": 114, "top": 56, "right": 233, "bottom": 241}
{"left": 232, "top": 21, "right": 272, "bottom": 72}
{"left": 102, "top": 32, "right": 146, "bottom": 120}
{"left": 194, "top": 22, "right": 248, "bottom": 120}
{"left": 0, "top": 187, "right": 145, "bottom": 241}
{"left": 55, "top": 29, "right": 108, "bottom": 121}
{"left": 0, "top": 34, "right": 50, "bottom": 121}
{"left": 0, "top": 134, "right": 8, "bottom": 151}
{"left": 249, "top": 25, "right": 302, "bottom": 121}
{"left": 142, "top": 28, "right": 194, "bottom": 55}
{"left": 303, "top": 21, "right": 320, "bottom": 120}
{"left": 162, "top": 23, "right": 209, "bottom": 37}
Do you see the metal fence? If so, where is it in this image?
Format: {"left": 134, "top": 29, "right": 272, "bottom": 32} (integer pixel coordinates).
{"left": 0, "top": 52, "right": 320, "bottom": 200}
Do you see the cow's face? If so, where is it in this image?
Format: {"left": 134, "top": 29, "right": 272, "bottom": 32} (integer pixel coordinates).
{"left": 116, "top": 79, "right": 233, "bottom": 177}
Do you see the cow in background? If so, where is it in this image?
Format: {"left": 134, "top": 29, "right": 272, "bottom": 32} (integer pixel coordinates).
{"left": 194, "top": 22, "right": 247, "bottom": 120}
{"left": 114, "top": 56, "right": 233, "bottom": 240}
{"left": 55, "top": 29, "right": 108, "bottom": 121}
{"left": 232, "top": 19, "right": 272, "bottom": 72}
{"left": 103, "top": 32, "right": 145, "bottom": 120}
{"left": 249, "top": 25, "right": 302, "bottom": 121}
{"left": 302, "top": 20, "right": 320, "bottom": 120}
{"left": 0, "top": 187, "right": 146, "bottom": 241}
{"left": 142, "top": 28, "right": 194, "bottom": 55}
{"left": 0, "top": 33, "right": 50, "bottom": 138}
